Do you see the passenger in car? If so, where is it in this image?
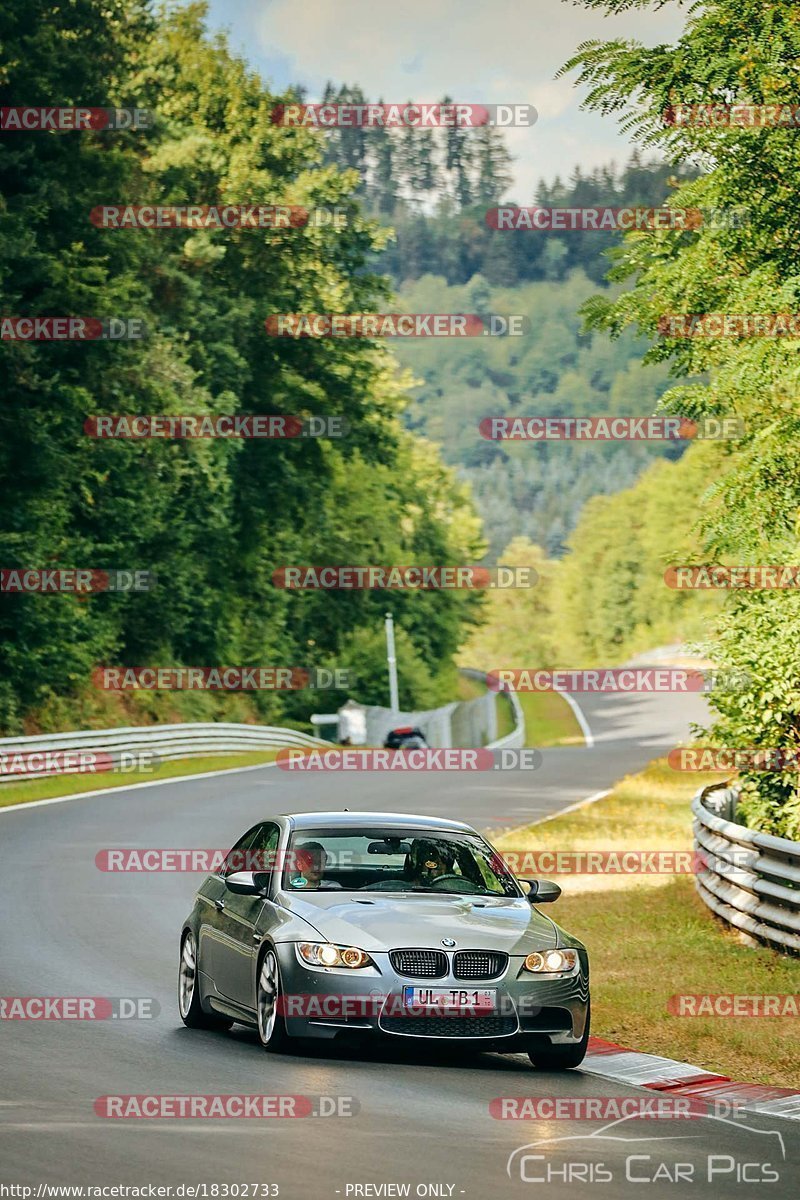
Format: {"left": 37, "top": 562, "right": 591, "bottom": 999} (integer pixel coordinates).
{"left": 291, "top": 841, "right": 342, "bottom": 890}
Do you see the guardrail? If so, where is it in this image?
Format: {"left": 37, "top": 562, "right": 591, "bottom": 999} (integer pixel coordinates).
{"left": 0, "top": 722, "right": 329, "bottom": 784}
{"left": 692, "top": 782, "right": 800, "bottom": 955}
{"left": 459, "top": 668, "right": 525, "bottom": 750}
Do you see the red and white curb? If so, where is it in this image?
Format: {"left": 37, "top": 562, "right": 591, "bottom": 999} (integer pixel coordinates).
{"left": 583, "top": 1037, "right": 800, "bottom": 1122}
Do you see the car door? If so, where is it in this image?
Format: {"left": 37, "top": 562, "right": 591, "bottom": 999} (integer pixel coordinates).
{"left": 199, "top": 823, "right": 261, "bottom": 988}
{"left": 213, "top": 822, "right": 280, "bottom": 1008}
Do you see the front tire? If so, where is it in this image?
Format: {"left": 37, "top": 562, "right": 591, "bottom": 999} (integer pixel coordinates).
{"left": 178, "top": 930, "right": 233, "bottom": 1031}
{"left": 527, "top": 1002, "right": 590, "bottom": 1070}
{"left": 256, "top": 947, "right": 291, "bottom": 1052}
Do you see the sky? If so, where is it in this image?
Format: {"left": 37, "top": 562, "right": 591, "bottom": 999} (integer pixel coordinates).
{"left": 203, "top": 0, "right": 688, "bottom": 200}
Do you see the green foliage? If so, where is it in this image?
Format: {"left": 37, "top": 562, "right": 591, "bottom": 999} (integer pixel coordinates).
{"left": 392, "top": 271, "right": 681, "bottom": 558}
{"left": 315, "top": 89, "right": 693, "bottom": 290}
{"left": 375, "top": 154, "right": 693, "bottom": 288}
{"left": 0, "top": 1, "right": 482, "bottom": 733}
{"left": 565, "top": 0, "right": 800, "bottom": 835}
{"left": 554, "top": 441, "right": 723, "bottom": 664}
{"left": 457, "top": 537, "right": 557, "bottom": 669}
{"left": 702, "top": 593, "right": 800, "bottom": 841}
{"left": 460, "top": 444, "right": 720, "bottom": 683}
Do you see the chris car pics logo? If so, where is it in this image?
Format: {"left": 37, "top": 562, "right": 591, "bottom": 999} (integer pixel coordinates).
{"left": 506, "top": 1113, "right": 785, "bottom": 1185}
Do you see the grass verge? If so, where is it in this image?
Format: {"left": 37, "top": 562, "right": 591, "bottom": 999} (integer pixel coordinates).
{"left": 493, "top": 758, "right": 799, "bottom": 1088}
{"left": 0, "top": 750, "right": 282, "bottom": 810}
{"left": 518, "top": 690, "right": 584, "bottom": 748}
{"left": 457, "top": 674, "right": 584, "bottom": 747}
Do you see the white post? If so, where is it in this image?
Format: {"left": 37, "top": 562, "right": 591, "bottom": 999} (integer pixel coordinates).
{"left": 385, "top": 611, "right": 400, "bottom": 712}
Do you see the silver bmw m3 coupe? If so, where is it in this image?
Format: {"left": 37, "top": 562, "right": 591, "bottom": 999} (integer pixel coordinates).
{"left": 178, "top": 811, "right": 590, "bottom": 1069}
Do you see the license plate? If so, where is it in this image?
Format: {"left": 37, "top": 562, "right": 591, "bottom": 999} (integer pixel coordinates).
{"left": 402, "top": 986, "right": 496, "bottom": 1011}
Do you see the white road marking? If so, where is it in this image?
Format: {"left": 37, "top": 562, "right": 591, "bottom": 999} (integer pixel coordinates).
{"left": 531, "top": 788, "right": 611, "bottom": 826}
{"left": 559, "top": 691, "right": 594, "bottom": 747}
{"left": 0, "top": 761, "right": 280, "bottom": 816}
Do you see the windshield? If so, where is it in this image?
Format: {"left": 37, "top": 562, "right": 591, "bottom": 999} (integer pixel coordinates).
{"left": 280, "top": 827, "right": 521, "bottom": 896}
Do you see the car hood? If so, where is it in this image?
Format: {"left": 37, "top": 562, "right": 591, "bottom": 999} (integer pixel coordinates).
{"left": 274, "top": 891, "right": 560, "bottom": 954}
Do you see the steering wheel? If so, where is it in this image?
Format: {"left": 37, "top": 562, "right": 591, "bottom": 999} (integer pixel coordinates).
{"left": 427, "top": 874, "right": 480, "bottom": 892}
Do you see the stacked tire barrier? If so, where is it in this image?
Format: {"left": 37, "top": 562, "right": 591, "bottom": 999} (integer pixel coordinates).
{"left": 692, "top": 782, "right": 800, "bottom": 954}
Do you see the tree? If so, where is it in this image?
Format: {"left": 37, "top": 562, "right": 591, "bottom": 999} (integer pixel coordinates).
{"left": 562, "top": 0, "right": 800, "bottom": 836}
{"left": 0, "top": 0, "right": 485, "bottom": 732}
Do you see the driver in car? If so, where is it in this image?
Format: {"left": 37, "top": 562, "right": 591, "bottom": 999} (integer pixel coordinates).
{"left": 406, "top": 838, "right": 457, "bottom": 888}
{"left": 290, "top": 841, "right": 342, "bottom": 890}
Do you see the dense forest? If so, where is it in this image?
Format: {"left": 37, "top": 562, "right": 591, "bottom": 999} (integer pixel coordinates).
{"left": 316, "top": 83, "right": 696, "bottom": 288}
{"left": 559, "top": 0, "right": 800, "bottom": 839}
{"left": 460, "top": 440, "right": 723, "bottom": 675}
{"left": 0, "top": 2, "right": 698, "bottom": 734}
{"left": 315, "top": 92, "right": 698, "bottom": 557}
{"left": 9, "top": 0, "right": 798, "bottom": 841}
{"left": 0, "top": 1, "right": 483, "bottom": 733}
{"left": 392, "top": 271, "right": 681, "bottom": 558}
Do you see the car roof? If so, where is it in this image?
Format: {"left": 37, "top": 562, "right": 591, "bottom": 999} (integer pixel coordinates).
{"left": 283, "top": 811, "right": 475, "bottom": 833}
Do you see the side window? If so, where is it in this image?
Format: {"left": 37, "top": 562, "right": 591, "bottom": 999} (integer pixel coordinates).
{"left": 248, "top": 823, "right": 280, "bottom": 878}
{"left": 222, "top": 825, "right": 260, "bottom": 877}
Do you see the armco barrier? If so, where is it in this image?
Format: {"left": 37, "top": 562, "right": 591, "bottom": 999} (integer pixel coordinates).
{"left": 354, "top": 669, "right": 525, "bottom": 750}
{"left": 459, "top": 667, "right": 525, "bottom": 750}
{"left": 0, "top": 722, "right": 329, "bottom": 784}
{"left": 692, "top": 782, "right": 800, "bottom": 954}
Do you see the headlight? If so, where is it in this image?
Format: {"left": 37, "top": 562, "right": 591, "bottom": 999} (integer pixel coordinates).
{"left": 523, "top": 949, "right": 578, "bottom": 974}
{"left": 297, "top": 942, "right": 374, "bottom": 969}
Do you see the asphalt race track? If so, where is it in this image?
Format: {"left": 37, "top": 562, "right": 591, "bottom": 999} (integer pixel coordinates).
{"left": 2, "top": 686, "right": 797, "bottom": 1198}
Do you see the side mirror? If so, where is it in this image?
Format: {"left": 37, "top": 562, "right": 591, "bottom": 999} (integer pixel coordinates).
{"left": 522, "top": 878, "right": 561, "bottom": 904}
{"left": 225, "top": 870, "right": 269, "bottom": 897}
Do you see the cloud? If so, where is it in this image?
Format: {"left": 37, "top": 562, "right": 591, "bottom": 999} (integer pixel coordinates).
{"left": 207, "top": 0, "right": 687, "bottom": 186}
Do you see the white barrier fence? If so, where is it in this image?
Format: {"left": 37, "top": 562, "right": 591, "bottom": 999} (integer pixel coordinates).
{"left": 357, "top": 669, "right": 525, "bottom": 750}
{"left": 693, "top": 782, "right": 800, "bottom": 955}
{"left": 0, "top": 722, "right": 329, "bottom": 784}
{"left": 0, "top": 668, "right": 526, "bottom": 785}
{"left": 459, "top": 668, "right": 525, "bottom": 750}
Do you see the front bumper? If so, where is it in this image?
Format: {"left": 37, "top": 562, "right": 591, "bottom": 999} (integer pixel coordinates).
{"left": 275, "top": 944, "right": 589, "bottom": 1047}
